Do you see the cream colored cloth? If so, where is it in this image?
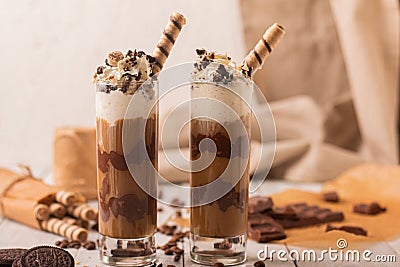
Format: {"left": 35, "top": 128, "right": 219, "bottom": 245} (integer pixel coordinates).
{"left": 238, "top": 0, "right": 399, "bottom": 181}
{"left": 160, "top": 0, "right": 399, "bottom": 183}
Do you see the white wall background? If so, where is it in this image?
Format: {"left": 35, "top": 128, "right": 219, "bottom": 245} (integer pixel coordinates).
{"left": 0, "top": 0, "right": 246, "bottom": 172}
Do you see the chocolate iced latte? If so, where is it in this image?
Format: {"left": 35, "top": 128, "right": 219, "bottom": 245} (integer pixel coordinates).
{"left": 93, "top": 12, "right": 186, "bottom": 266}
{"left": 94, "top": 50, "right": 158, "bottom": 266}
{"left": 189, "top": 23, "right": 285, "bottom": 266}
{"left": 190, "top": 49, "right": 253, "bottom": 265}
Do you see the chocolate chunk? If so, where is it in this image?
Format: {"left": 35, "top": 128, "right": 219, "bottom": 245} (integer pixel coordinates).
{"left": 214, "top": 263, "right": 225, "bottom": 267}
{"left": 254, "top": 261, "right": 266, "bottom": 267}
{"left": 322, "top": 191, "right": 339, "bottom": 202}
{"left": 0, "top": 248, "right": 27, "bottom": 266}
{"left": 248, "top": 215, "right": 286, "bottom": 242}
{"left": 196, "top": 48, "right": 206, "bottom": 55}
{"left": 20, "top": 246, "right": 74, "bottom": 267}
{"left": 269, "top": 203, "right": 344, "bottom": 229}
{"left": 249, "top": 196, "right": 273, "bottom": 213}
{"left": 146, "top": 55, "right": 156, "bottom": 63}
{"left": 137, "top": 51, "right": 146, "bottom": 58}
{"left": 96, "top": 66, "right": 104, "bottom": 75}
{"left": 267, "top": 205, "right": 298, "bottom": 220}
{"left": 213, "top": 240, "right": 232, "bottom": 250}
{"left": 326, "top": 224, "right": 367, "bottom": 236}
{"left": 353, "top": 202, "right": 386, "bottom": 215}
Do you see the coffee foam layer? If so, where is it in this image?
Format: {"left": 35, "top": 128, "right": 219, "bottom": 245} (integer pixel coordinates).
{"left": 96, "top": 90, "right": 156, "bottom": 124}
{"left": 191, "top": 83, "right": 252, "bottom": 122}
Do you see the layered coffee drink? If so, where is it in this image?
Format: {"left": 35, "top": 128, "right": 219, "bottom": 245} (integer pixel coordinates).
{"left": 94, "top": 50, "right": 158, "bottom": 266}
{"left": 190, "top": 49, "right": 253, "bottom": 265}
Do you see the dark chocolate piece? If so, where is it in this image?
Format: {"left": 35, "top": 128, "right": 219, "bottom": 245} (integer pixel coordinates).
{"left": 353, "top": 202, "right": 386, "bottom": 215}
{"left": 248, "top": 215, "right": 286, "bottom": 242}
{"left": 322, "top": 191, "right": 339, "bottom": 202}
{"left": 249, "top": 196, "right": 273, "bottom": 214}
{"left": 326, "top": 224, "right": 367, "bottom": 236}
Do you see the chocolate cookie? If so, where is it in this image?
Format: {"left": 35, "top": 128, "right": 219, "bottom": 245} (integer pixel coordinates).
{"left": 0, "top": 248, "right": 27, "bottom": 266}
{"left": 20, "top": 246, "right": 74, "bottom": 267}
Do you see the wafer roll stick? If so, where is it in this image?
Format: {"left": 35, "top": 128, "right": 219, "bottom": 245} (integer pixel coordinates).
{"left": 242, "top": 23, "right": 285, "bottom": 76}
{"left": 55, "top": 190, "right": 77, "bottom": 206}
{"left": 34, "top": 204, "right": 50, "bottom": 221}
{"left": 62, "top": 216, "right": 89, "bottom": 229}
{"left": 49, "top": 203, "right": 67, "bottom": 219}
{"left": 67, "top": 203, "right": 98, "bottom": 221}
{"left": 40, "top": 218, "right": 88, "bottom": 242}
{"left": 152, "top": 12, "right": 186, "bottom": 74}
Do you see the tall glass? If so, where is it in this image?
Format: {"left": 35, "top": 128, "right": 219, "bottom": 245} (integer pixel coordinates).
{"left": 190, "top": 68, "right": 253, "bottom": 265}
{"left": 96, "top": 80, "right": 158, "bottom": 266}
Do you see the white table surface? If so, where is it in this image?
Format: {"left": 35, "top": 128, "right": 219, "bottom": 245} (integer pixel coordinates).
{"left": 0, "top": 180, "right": 398, "bottom": 266}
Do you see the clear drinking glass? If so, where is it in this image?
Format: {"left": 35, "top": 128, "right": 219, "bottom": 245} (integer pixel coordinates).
{"left": 96, "top": 79, "right": 158, "bottom": 266}
{"left": 190, "top": 68, "right": 253, "bottom": 265}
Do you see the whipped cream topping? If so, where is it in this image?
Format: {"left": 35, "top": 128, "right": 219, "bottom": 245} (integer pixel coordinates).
{"left": 191, "top": 48, "right": 252, "bottom": 122}
{"left": 96, "top": 90, "right": 157, "bottom": 123}
{"left": 192, "top": 48, "right": 250, "bottom": 82}
{"left": 93, "top": 50, "right": 156, "bottom": 94}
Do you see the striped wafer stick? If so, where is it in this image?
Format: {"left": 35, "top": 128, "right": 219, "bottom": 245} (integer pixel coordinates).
{"left": 62, "top": 217, "right": 89, "bottom": 229}
{"left": 67, "top": 204, "right": 98, "bottom": 221}
{"left": 242, "top": 23, "right": 285, "bottom": 76}
{"left": 40, "top": 218, "right": 88, "bottom": 242}
{"left": 152, "top": 12, "right": 186, "bottom": 74}
{"left": 34, "top": 204, "right": 50, "bottom": 221}
{"left": 55, "top": 190, "right": 77, "bottom": 206}
{"left": 49, "top": 203, "right": 67, "bottom": 219}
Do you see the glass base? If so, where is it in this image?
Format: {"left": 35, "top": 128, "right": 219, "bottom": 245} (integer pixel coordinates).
{"left": 189, "top": 232, "right": 246, "bottom": 266}
{"left": 99, "top": 234, "right": 156, "bottom": 266}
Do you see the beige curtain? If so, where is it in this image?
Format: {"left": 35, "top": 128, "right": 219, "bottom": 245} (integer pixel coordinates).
{"left": 241, "top": 0, "right": 399, "bottom": 181}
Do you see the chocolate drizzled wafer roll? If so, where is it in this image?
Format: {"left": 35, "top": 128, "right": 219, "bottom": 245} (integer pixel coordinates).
{"left": 152, "top": 12, "right": 186, "bottom": 74}
{"left": 34, "top": 204, "right": 50, "bottom": 221}
{"left": 55, "top": 191, "right": 77, "bottom": 206}
{"left": 242, "top": 23, "right": 285, "bottom": 76}
{"left": 41, "top": 218, "right": 88, "bottom": 242}
{"left": 67, "top": 204, "right": 98, "bottom": 221}
{"left": 49, "top": 203, "right": 67, "bottom": 219}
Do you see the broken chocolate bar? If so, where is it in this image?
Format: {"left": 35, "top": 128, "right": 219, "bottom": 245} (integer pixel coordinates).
{"left": 267, "top": 203, "right": 344, "bottom": 229}
{"left": 248, "top": 214, "right": 286, "bottom": 242}
{"left": 353, "top": 202, "right": 386, "bottom": 215}
{"left": 326, "top": 224, "right": 367, "bottom": 236}
{"left": 249, "top": 196, "right": 273, "bottom": 214}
